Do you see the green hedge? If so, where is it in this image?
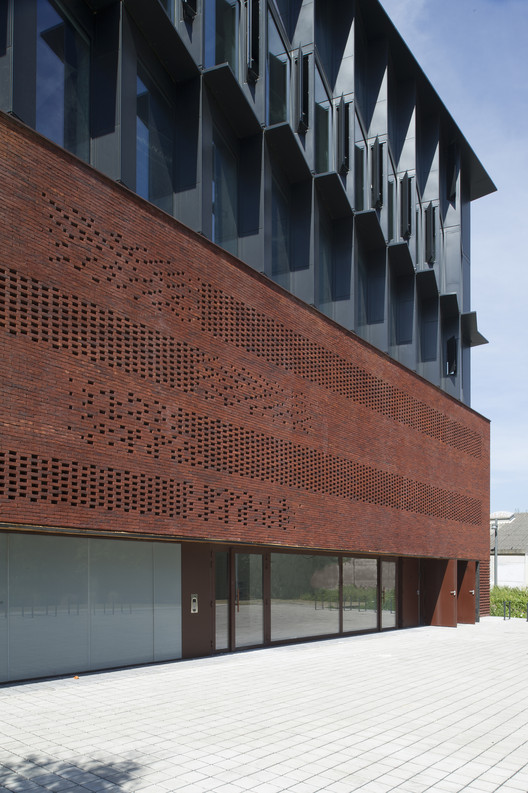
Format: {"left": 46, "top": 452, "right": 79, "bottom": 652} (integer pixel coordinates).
{"left": 490, "top": 586, "right": 528, "bottom": 618}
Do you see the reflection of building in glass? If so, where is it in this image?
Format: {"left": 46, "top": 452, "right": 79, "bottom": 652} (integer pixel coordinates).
{"left": 0, "top": 0, "right": 493, "bottom": 683}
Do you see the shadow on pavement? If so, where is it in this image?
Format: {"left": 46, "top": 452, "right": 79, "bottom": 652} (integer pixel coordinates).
{"left": 0, "top": 753, "right": 142, "bottom": 790}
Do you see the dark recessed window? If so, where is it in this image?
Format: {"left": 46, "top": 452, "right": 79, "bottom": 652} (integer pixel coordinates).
{"left": 370, "top": 137, "right": 383, "bottom": 209}
{"left": 246, "top": 0, "right": 259, "bottom": 80}
{"left": 295, "top": 47, "right": 309, "bottom": 133}
{"left": 36, "top": 0, "right": 90, "bottom": 161}
{"left": 446, "top": 335, "right": 457, "bottom": 376}
{"left": 400, "top": 172, "right": 412, "bottom": 240}
{"left": 425, "top": 202, "right": 436, "bottom": 264}
{"left": 336, "top": 96, "right": 350, "bottom": 175}
{"left": 182, "top": 0, "right": 197, "bottom": 21}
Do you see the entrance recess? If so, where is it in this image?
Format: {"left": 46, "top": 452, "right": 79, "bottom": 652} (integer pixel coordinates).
{"left": 420, "top": 558, "right": 457, "bottom": 627}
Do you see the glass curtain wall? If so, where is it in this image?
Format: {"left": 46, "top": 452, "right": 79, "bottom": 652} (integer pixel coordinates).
{"left": 136, "top": 65, "right": 174, "bottom": 213}
{"left": 1, "top": 533, "right": 182, "bottom": 683}
{"left": 204, "top": 0, "right": 240, "bottom": 73}
{"left": 267, "top": 10, "right": 289, "bottom": 126}
{"left": 212, "top": 131, "right": 238, "bottom": 255}
{"left": 36, "top": 0, "right": 90, "bottom": 161}
{"left": 271, "top": 554, "right": 339, "bottom": 641}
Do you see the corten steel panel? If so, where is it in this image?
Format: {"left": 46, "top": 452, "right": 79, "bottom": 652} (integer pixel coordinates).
{"left": 420, "top": 559, "right": 457, "bottom": 627}
{"left": 181, "top": 543, "right": 214, "bottom": 658}
{"left": 457, "top": 560, "right": 476, "bottom": 624}
{"left": 0, "top": 114, "right": 489, "bottom": 564}
{"left": 400, "top": 557, "right": 420, "bottom": 628}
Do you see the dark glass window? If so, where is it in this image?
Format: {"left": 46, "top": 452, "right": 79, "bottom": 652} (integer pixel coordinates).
{"left": 318, "top": 215, "right": 333, "bottom": 306}
{"left": 136, "top": 65, "right": 173, "bottom": 213}
{"left": 354, "top": 145, "right": 365, "bottom": 211}
{"left": 204, "top": 0, "right": 239, "bottom": 73}
{"left": 314, "top": 66, "right": 331, "bottom": 174}
{"left": 425, "top": 202, "right": 436, "bottom": 264}
{"left": 271, "top": 177, "right": 290, "bottom": 286}
{"left": 212, "top": 130, "right": 238, "bottom": 255}
{"left": 381, "top": 559, "right": 396, "bottom": 630}
{"left": 446, "top": 335, "right": 457, "bottom": 376}
{"left": 267, "top": 10, "right": 289, "bottom": 125}
{"left": 36, "top": 0, "right": 90, "bottom": 161}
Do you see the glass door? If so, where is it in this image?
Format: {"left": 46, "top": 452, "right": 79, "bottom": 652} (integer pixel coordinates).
{"left": 235, "top": 553, "right": 263, "bottom": 647}
{"left": 381, "top": 559, "right": 397, "bottom": 629}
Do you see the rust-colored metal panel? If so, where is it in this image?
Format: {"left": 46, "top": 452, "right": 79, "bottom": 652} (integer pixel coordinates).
{"left": 457, "top": 560, "right": 476, "bottom": 624}
{"left": 420, "top": 559, "right": 457, "bottom": 627}
{"left": 400, "top": 557, "right": 420, "bottom": 628}
{"left": 181, "top": 543, "right": 214, "bottom": 658}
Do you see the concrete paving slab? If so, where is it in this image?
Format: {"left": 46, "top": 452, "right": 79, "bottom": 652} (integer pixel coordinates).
{"left": 1, "top": 618, "right": 527, "bottom": 792}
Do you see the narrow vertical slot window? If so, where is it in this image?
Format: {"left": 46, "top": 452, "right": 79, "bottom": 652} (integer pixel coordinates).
{"left": 246, "top": 0, "right": 259, "bottom": 81}
{"left": 354, "top": 145, "right": 365, "bottom": 211}
{"left": 336, "top": 95, "right": 350, "bottom": 175}
{"left": 425, "top": 202, "right": 436, "bottom": 264}
{"left": 400, "top": 172, "right": 412, "bottom": 240}
{"left": 314, "top": 67, "right": 331, "bottom": 174}
{"left": 267, "top": 11, "right": 289, "bottom": 125}
{"left": 36, "top": 0, "right": 90, "bottom": 161}
{"left": 446, "top": 335, "right": 457, "bottom": 375}
{"left": 388, "top": 180, "right": 394, "bottom": 242}
{"left": 295, "top": 47, "right": 309, "bottom": 133}
{"left": 370, "top": 136, "right": 383, "bottom": 209}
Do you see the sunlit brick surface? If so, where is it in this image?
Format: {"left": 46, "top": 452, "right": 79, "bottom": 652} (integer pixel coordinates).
{"left": 0, "top": 114, "right": 489, "bottom": 564}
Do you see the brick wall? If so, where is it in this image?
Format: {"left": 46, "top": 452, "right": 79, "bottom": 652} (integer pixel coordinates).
{"left": 0, "top": 113, "right": 490, "bottom": 562}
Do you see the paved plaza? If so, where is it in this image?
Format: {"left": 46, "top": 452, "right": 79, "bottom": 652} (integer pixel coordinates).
{"left": 0, "top": 617, "right": 527, "bottom": 793}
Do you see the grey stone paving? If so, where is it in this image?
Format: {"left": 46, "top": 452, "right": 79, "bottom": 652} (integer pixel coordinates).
{"left": 1, "top": 617, "right": 527, "bottom": 793}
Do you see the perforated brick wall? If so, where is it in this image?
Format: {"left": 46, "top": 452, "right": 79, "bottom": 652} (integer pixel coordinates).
{"left": 0, "top": 113, "right": 489, "bottom": 564}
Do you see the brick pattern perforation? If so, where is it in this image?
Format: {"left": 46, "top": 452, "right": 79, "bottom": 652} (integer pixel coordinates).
{"left": 44, "top": 194, "right": 481, "bottom": 459}
{"left": 0, "top": 450, "right": 290, "bottom": 529}
{"left": 0, "top": 115, "right": 489, "bottom": 558}
{"left": 200, "top": 284, "right": 482, "bottom": 458}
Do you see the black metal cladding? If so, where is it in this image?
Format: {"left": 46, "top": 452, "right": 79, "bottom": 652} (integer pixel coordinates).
{"left": 0, "top": 0, "right": 494, "bottom": 406}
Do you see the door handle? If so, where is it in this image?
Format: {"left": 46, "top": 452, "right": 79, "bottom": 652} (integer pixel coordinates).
{"left": 469, "top": 589, "right": 475, "bottom": 595}
{"left": 450, "top": 590, "right": 456, "bottom": 596}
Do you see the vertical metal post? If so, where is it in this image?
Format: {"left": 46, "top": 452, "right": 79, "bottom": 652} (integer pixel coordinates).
{"left": 509, "top": 601, "right": 511, "bottom": 620}
{"left": 494, "top": 519, "right": 498, "bottom": 587}
{"left": 503, "top": 600, "right": 506, "bottom": 620}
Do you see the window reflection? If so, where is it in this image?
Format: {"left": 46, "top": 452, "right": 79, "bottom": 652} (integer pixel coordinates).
{"left": 36, "top": 0, "right": 90, "bottom": 161}
{"left": 271, "top": 553, "right": 339, "bottom": 641}
{"left": 204, "top": 0, "right": 239, "bottom": 73}
{"left": 235, "top": 553, "right": 263, "bottom": 647}
{"left": 315, "top": 67, "right": 331, "bottom": 173}
{"left": 381, "top": 559, "right": 397, "bottom": 629}
{"left": 342, "top": 557, "right": 378, "bottom": 632}
{"left": 212, "top": 130, "right": 238, "bottom": 255}
{"left": 271, "top": 176, "right": 290, "bottom": 286}
{"left": 215, "top": 551, "right": 229, "bottom": 650}
{"left": 136, "top": 65, "right": 174, "bottom": 213}
{"left": 267, "top": 11, "right": 289, "bottom": 125}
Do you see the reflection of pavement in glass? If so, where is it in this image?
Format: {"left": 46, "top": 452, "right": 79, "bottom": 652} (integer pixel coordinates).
{"left": 235, "top": 602, "right": 263, "bottom": 647}
{"left": 272, "top": 600, "right": 378, "bottom": 640}
{"left": 215, "top": 601, "right": 388, "bottom": 649}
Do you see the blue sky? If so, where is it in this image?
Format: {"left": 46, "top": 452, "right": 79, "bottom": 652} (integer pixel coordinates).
{"left": 379, "top": 0, "right": 528, "bottom": 512}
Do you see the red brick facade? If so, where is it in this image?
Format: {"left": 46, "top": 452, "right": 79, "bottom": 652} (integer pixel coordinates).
{"left": 0, "top": 114, "right": 490, "bottom": 568}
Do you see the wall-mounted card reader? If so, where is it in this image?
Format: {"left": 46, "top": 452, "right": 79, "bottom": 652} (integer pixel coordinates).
{"left": 190, "top": 594, "right": 199, "bottom": 614}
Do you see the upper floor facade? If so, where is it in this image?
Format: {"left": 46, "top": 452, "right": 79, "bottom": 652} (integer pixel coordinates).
{"left": 0, "top": 0, "right": 495, "bottom": 404}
